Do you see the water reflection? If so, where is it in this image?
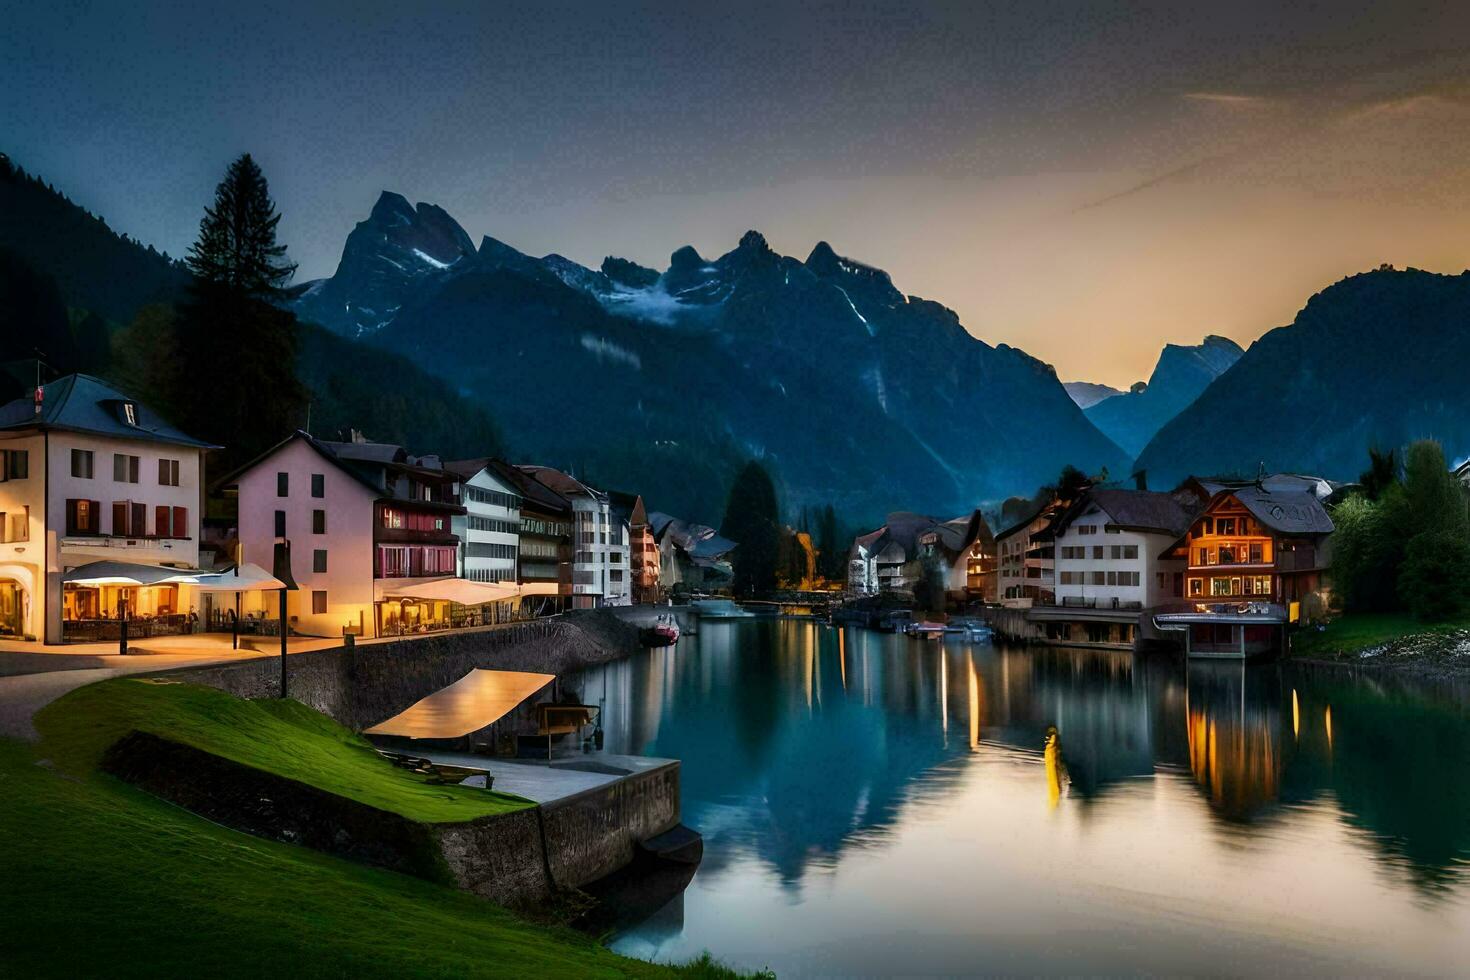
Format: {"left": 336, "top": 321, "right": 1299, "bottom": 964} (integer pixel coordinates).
{"left": 569, "top": 621, "right": 1470, "bottom": 975}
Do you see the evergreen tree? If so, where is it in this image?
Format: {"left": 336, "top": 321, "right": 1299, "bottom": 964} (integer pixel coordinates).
{"left": 1358, "top": 446, "right": 1399, "bottom": 502}
{"left": 185, "top": 154, "right": 296, "bottom": 297}
{"left": 173, "top": 155, "right": 307, "bottom": 468}
{"left": 721, "top": 461, "right": 781, "bottom": 597}
{"left": 816, "top": 503, "right": 844, "bottom": 581}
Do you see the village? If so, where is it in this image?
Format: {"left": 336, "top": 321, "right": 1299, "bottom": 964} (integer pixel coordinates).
{"left": 8, "top": 370, "right": 1466, "bottom": 664}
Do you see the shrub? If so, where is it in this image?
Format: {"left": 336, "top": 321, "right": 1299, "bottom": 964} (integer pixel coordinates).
{"left": 1397, "top": 530, "right": 1470, "bottom": 621}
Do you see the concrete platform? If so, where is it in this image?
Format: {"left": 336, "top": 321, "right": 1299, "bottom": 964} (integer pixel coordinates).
{"left": 402, "top": 748, "right": 677, "bottom": 805}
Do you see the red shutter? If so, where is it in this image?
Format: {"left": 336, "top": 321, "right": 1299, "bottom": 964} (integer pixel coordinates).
{"left": 156, "top": 506, "right": 171, "bottom": 538}
{"left": 90, "top": 501, "right": 101, "bottom": 533}
{"left": 173, "top": 507, "right": 188, "bottom": 539}
{"left": 131, "top": 502, "right": 146, "bottom": 537}
{"left": 66, "top": 499, "right": 79, "bottom": 536}
{"left": 112, "top": 501, "right": 128, "bottom": 536}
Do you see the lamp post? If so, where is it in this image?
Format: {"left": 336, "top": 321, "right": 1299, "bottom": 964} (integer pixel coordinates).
{"left": 272, "top": 539, "right": 300, "bottom": 699}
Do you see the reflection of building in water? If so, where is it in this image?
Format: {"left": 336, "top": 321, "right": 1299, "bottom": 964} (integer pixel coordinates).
{"left": 1184, "top": 663, "right": 1283, "bottom": 820}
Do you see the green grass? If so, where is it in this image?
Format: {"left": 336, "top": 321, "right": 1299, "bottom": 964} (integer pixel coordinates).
{"left": 4, "top": 679, "right": 764, "bottom": 978}
{"left": 0, "top": 738, "right": 752, "bottom": 978}
{"left": 33, "top": 678, "right": 531, "bottom": 823}
{"left": 1291, "top": 611, "right": 1470, "bottom": 660}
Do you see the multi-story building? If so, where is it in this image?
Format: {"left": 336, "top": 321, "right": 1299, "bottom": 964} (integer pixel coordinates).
{"left": 1154, "top": 481, "right": 1334, "bottom": 657}
{"left": 1035, "top": 488, "right": 1193, "bottom": 647}
{"left": 486, "top": 460, "right": 571, "bottom": 615}
{"left": 917, "top": 509, "right": 997, "bottom": 604}
{"left": 0, "top": 375, "right": 214, "bottom": 643}
{"left": 220, "top": 430, "right": 378, "bottom": 637}
{"left": 995, "top": 506, "right": 1061, "bottom": 605}
{"left": 847, "top": 512, "right": 942, "bottom": 595}
{"left": 446, "top": 459, "right": 522, "bottom": 585}
{"left": 608, "top": 490, "right": 655, "bottom": 603}
{"left": 516, "top": 465, "right": 615, "bottom": 609}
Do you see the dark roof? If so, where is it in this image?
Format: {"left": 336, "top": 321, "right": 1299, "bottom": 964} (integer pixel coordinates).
{"left": 647, "top": 510, "right": 735, "bottom": 558}
{"left": 213, "top": 429, "right": 383, "bottom": 497}
{"left": 1058, "top": 489, "right": 1194, "bottom": 538}
{"left": 1232, "top": 486, "right": 1334, "bottom": 535}
{"left": 515, "top": 464, "right": 604, "bottom": 500}
{"left": 0, "top": 373, "right": 217, "bottom": 449}
{"left": 487, "top": 459, "right": 572, "bottom": 516}
{"left": 995, "top": 504, "right": 1052, "bottom": 542}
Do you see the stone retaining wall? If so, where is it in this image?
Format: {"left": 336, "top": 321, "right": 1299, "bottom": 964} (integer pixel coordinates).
{"left": 173, "top": 610, "right": 641, "bottom": 731}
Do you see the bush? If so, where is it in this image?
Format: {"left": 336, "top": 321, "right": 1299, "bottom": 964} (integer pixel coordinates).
{"left": 1397, "top": 530, "right": 1470, "bottom": 621}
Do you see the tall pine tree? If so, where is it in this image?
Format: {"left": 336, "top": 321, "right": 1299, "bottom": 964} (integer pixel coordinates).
{"left": 176, "top": 155, "right": 306, "bottom": 468}
{"left": 185, "top": 154, "right": 296, "bottom": 297}
{"left": 721, "top": 461, "right": 781, "bottom": 597}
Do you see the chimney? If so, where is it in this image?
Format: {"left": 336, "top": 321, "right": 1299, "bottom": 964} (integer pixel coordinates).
{"left": 1133, "top": 469, "right": 1148, "bottom": 491}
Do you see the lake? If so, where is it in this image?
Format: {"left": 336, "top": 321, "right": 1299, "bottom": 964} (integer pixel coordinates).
{"left": 565, "top": 618, "right": 1470, "bottom": 977}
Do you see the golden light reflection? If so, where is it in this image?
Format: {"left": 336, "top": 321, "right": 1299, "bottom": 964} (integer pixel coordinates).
{"left": 838, "top": 628, "right": 847, "bottom": 691}
{"left": 1186, "top": 705, "right": 1279, "bottom": 816}
{"left": 1325, "top": 705, "right": 1333, "bottom": 749}
{"left": 1292, "top": 688, "right": 1300, "bottom": 739}
{"left": 967, "top": 658, "right": 980, "bottom": 750}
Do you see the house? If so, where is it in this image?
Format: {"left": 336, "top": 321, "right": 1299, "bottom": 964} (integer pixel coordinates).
{"left": 994, "top": 503, "right": 1064, "bottom": 606}
{"left": 485, "top": 460, "right": 571, "bottom": 615}
{"left": 516, "top": 466, "right": 620, "bottom": 608}
{"left": 1031, "top": 488, "right": 1195, "bottom": 648}
{"left": 217, "top": 430, "right": 379, "bottom": 637}
{"left": 609, "top": 490, "right": 657, "bottom": 603}
{"left": 445, "top": 459, "right": 522, "bottom": 585}
{"left": 0, "top": 375, "right": 214, "bottom": 643}
{"left": 846, "top": 512, "right": 942, "bottom": 594}
{"left": 917, "top": 509, "right": 997, "bottom": 604}
{"left": 1154, "top": 481, "right": 1335, "bottom": 658}
{"left": 649, "top": 512, "right": 736, "bottom": 591}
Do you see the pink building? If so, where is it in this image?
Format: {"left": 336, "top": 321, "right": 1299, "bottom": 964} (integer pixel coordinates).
{"left": 220, "top": 431, "right": 378, "bottom": 637}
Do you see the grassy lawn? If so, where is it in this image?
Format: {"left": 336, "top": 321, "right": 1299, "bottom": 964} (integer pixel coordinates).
{"left": 1291, "top": 611, "right": 1470, "bottom": 662}
{"left": 34, "top": 678, "right": 531, "bottom": 823}
{"left": 3, "top": 679, "right": 759, "bottom": 978}
{"left": 0, "top": 738, "right": 747, "bottom": 978}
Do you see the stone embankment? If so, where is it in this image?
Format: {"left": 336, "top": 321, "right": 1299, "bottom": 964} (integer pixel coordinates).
{"left": 175, "top": 610, "right": 641, "bottom": 732}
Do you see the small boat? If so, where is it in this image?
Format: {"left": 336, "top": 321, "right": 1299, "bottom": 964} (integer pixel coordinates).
{"left": 640, "top": 614, "right": 681, "bottom": 647}
{"left": 907, "top": 621, "right": 948, "bottom": 639}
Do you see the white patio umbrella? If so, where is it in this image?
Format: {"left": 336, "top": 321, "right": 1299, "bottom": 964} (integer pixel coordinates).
{"left": 62, "top": 561, "right": 205, "bottom": 587}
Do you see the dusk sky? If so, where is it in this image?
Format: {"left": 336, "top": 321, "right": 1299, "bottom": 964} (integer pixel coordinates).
{"left": 6, "top": 1, "right": 1470, "bottom": 387}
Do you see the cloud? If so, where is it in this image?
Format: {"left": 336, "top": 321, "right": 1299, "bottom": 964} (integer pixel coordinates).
{"left": 1181, "top": 91, "right": 1270, "bottom": 107}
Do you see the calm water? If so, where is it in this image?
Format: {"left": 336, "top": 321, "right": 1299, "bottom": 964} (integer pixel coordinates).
{"left": 564, "top": 619, "right": 1470, "bottom": 977}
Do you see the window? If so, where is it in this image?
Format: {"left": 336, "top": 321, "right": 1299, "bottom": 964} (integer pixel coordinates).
{"left": 311, "top": 473, "right": 325, "bottom": 498}
{"left": 113, "top": 453, "right": 139, "bottom": 483}
{"left": 274, "top": 510, "right": 286, "bottom": 537}
{"left": 313, "top": 549, "right": 328, "bottom": 573}
{"left": 157, "top": 458, "right": 180, "bottom": 486}
{"left": 312, "top": 590, "right": 327, "bottom": 615}
{"left": 1078, "top": 524, "right": 1097, "bottom": 535}
{"left": 1106, "top": 571, "right": 1117, "bottom": 586}
{"left": 1217, "top": 518, "right": 1236, "bottom": 536}
{"left": 1089, "top": 571, "right": 1105, "bottom": 585}
{"left": 1105, "top": 525, "right": 1120, "bottom": 534}
{"left": 1122, "top": 545, "right": 1138, "bottom": 559}
{"left": 1092, "top": 545, "right": 1104, "bottom": 560}
{"left": 112, "top": 501, "right": 129, "bottom": 535}
{"left": 313, "top": 509, "right": 326, "bottom": 534}
{"left": 1210, "top": 577, "right": 1234, "bottom": 597}
{"left": 0, "top": 450, "right": 27, "bottom": 481}
{"left": 277, "top": 472, "right": 289, "bottom": 497}
{"left": 66, "top": 499, "right": 100, "bottom": 535}
{"left": 122, "top": 402, "right": 137, "bottom": 426}
{"left": 111, "top": 501, "right": 145, "bottom": 537}
{"left": 1249, "top": 543, "right": 1264, "bottom": 564}
{"left": 71, "top": 449, "right": 93, "bottom": 479}
{"left": 467, "top": 542, "right": 518, "bottom": 560}
{"left": 1189, "top": 578, "right": 1203, "bottom": 597}
{"left": 463, "top": 485, "right": 521, "bottom": 509}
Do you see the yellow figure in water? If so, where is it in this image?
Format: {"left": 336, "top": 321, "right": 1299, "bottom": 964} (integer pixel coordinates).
{"left": 1044, "top": 725, "right": 1067, "bottom": 809}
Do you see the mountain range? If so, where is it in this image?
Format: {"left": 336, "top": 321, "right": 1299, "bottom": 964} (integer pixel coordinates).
{"left": 1082, "top": 335, "right": 1243, "bottom": 457}
{"left": 1135, "top": 268, "right": 1470, "bottom": 488}
{"left": 293, "top": 192, "right": 1133, "bottom": 522}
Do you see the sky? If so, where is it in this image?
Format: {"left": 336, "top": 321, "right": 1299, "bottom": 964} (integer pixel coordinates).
{"left": 5, "top": 0, "right": 1470, "bottom": 387}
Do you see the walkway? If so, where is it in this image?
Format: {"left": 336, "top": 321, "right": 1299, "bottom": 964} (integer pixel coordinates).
{"left": 398, "top": 748, "right": 675, "bottom": 804}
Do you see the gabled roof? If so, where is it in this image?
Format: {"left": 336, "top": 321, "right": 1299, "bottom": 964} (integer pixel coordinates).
{"left": 515, "top": 464, "right": 605, "bottom": 501}
{"left": 648, "top": 511, "right": 735, "bottom": 558}
{"left": 1055, "top": 488, "right": 1195, "bottom": 538}
{"left": 1229, "top": 486, "right": 1334, "bottom": 535}
{"left": 445, "top": 457, "right": 525, "bottom": 498}
{"left": 487, "top": 460, "right": 572, "bottom": 516}
{"left": 213, "top": 429, "right": 382, "bottom": 498}
{"left": 995, "top": 504, "right": 1053, "bottom": 542}
{"left": 0, "top": 373, "right": 217, "bottom": 449}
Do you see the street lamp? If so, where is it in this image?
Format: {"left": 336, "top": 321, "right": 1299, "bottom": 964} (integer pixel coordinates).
{"left": 272, "top": 539, "right": 300, "bottom": 698}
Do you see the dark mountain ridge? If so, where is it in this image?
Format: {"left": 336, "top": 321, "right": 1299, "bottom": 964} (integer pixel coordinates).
{"left": 304, "top": 195, "right": 1130, "bottom": 522}
{"left": 1135, "top": 269, "right": 1470, "bottom": 487}
{"left": 1084, "top": 335, "right": 1243, "bottom": 457}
